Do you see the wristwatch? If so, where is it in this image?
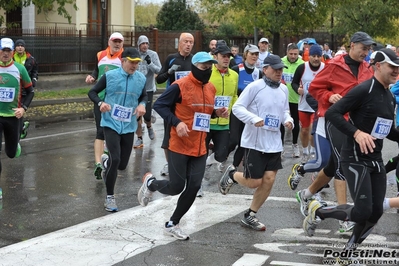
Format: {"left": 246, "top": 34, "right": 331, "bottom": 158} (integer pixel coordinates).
{"left": 98, "top": 101, "right": 103, "bottom": 107}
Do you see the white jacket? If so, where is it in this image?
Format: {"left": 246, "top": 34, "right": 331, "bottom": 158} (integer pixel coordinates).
{"left": 232, "top": 78, "right": 293, "bottom": 153}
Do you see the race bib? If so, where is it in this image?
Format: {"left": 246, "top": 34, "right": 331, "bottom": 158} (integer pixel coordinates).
{"left": 370, "top": 117, "right": 392, "bottom": 139}
{"left": 111, "top": 104, "right": 133, "bottom": 122}
{"left": 0, "top": 87, "right": 15, "bottom": 102}
{"left": 214, "top": 96, "right": 231, "bottom": 109}
{"left": 263, "top": 114, "right": 280, "bottom": 131}
{"left": 303, "top": 81, "right": 311, "bottom": 94}
{"left": 175, "top": 71, "right": 190, "bottom": 80}
{"left": 282, "top": 73, "right": 293, "bottom": 83}
{"left": 192, "top": 112, "right": 211, "bottom": 132}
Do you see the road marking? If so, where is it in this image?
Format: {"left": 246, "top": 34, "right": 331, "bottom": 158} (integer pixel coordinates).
{"left": 0, "top": 193, "right": 251, "bottom": 266}
{"left": 270, "top": 261, "right": 323, "bottom": 266}
{"left": 232, "top": 254, "right": 269, "bottom": 266}
{"left": 20, "top": 128, "right": 95, "bottom": 142}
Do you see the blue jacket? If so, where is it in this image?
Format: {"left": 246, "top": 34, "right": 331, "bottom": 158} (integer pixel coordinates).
{"left": 88, "top": 67, "right": 147, "bottom": 134}
{"left": 390, "top": 80, "right": 399, "bottom": 127}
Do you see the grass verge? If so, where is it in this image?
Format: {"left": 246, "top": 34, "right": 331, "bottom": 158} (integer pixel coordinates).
{"left": 34, "top": 88, "right": 90, "bottom": 99}
{"left": 34, "top": 82, "right": 166, "bottom": 100}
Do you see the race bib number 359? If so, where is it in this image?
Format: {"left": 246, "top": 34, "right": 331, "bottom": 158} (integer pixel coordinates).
{"left": 0, "top": 87, "right": 15, "bottom": 102}
{"left": 192, "top": 112, "right": 211, "bottom": 132}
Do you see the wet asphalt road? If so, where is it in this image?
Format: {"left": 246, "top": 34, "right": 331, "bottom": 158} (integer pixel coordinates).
{"left": 1, "top": 115, "right": 399, "bottom": 265}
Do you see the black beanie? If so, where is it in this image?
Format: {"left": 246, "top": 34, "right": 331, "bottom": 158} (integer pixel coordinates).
{"left": 15, "top": 39, "right": 25, "bottom": 47}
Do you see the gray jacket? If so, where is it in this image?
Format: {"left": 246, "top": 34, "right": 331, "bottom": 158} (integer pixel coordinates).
{"left": 138, "top": 49, "right": 162, "bottom": 92}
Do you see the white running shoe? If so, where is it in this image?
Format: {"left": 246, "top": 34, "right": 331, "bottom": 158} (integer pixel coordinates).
{"left": 164, "top": 224, "right": 189, "bottom": 240}
{"left": 138, "top": 172, "right": 155, "bottom": 207}
{"left": 160, "top": 163, "right": 169, "bottom": 176}
{"left": 292, "top": 144, "right": 300, "bottom": 158}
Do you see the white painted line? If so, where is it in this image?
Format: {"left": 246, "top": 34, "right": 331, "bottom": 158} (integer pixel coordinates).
{"left": 232, "top": 253, "right": 269, "bottom": 266}
{"left": 0, "top": 193, "right": 250, "bottom": 266}
{"left": 21, "top": 128, "right": 95, "bottom": 141}
{"left": 270, "top": 261, "right": 324, "bottom": 266}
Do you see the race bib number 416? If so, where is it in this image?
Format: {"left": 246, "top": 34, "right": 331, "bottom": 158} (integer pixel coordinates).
{"left": 192, "top": 112, "right": 211, "bottom": 132}
{"left": 0, "top": 87, "right": 15, "bottom": 102}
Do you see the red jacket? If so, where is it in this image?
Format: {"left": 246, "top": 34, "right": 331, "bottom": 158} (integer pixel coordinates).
{"left": 308, "top": 54, "right": 373, "bottom": 117}
{"left": 169, "top": 73, "right": 216, "bottom": 157}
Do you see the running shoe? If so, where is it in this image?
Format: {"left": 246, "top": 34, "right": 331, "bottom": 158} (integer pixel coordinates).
{"left": 219, "top": 164, "right": 236, "bottom": 195}
{"left": 339, "top": 221, "right": 356, "bottom": 233}
{"left": 288, "top": 164, "right": 303, "bottom": 190}
{"left": 104, "top": 195, "right": 118, "bottom": 212}
{"left": 15, "top": 143, "right": 21, "bottom": 158}
{"left": 147, "top": 127, "right": 155, "bottom": 140}
{"left": 241, "top": 212, "right": 266, "bottom": 231}
{"left": 164, "top": 224, "right": 189, "bottom": 240}
{"left": 20, "top": 121, "right": 30, "bottom": 139}
{"left": 301, "top": 153, "right": 309, "bottom": 164}
{"left": 217, "top": 161, "right": 226, "bottom": 172}
{"left": 151, "top": 110, "right": 156, "bottom": 124}
{"left": 160, "top": 163, "right": 169, "bottom": 176}
{"left": 133, "top": 138, "right": 144, "bottom": 148}
{"left": 292, "top": 144, "right": 300, "bottom": 158}
{"left": 303, "top": 200, "right": 322, "bottom": 237}
{"left": 296, "top": 189, "right": 311, "bottom": 217}
{"left": 138, "top": 172, "right": 155, "bottom": 207}
{"left": 196, "top": 184, "right": 204, "bottom": 197}
{"left": 94, "top": 162, "right": 103, "bottom": 180}
{"left": 313, "top": 192, "right": 328, "bottom": 207}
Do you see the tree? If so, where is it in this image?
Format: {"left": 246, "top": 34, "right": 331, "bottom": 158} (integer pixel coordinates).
{"left": 331, "top": 0, "right": 399, "bottom": 42}
{"left": 200, "top": 0, "right": 335, "bottom": 55}
{"left": 156, "top": 0, "right": 205, "bottom": 31}
{"left": 0, "top": 0, "right": 77, "bottom": 26}
{"left": 135, "top": 2, "right": 162, "bottom": 27}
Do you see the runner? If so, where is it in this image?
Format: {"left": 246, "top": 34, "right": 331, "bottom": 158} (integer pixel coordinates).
{"left": 0, "top": 37, "right": 34, "bottom": 175}
{"left": 88, "top": 47, "right": 147, "bottom": 212}
{"left": 219, "top": 54, "right": 294, "bottom": 231}
{"left": 304, "top": 49, "right": 399, "bottom": 259}
{"left": 137, "top": 52, "right": 228, "bottom": 240}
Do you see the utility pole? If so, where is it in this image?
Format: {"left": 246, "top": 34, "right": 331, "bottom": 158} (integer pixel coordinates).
{"left": 101, "top": 0, "right": 107, "bottom": 50}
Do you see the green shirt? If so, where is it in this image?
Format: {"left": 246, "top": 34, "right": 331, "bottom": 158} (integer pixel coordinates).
{"left": 0, "top": 62, "right": 31, "bottom": 117}
{"left": 282, "top": 56, "right": 304, "bottom": 103}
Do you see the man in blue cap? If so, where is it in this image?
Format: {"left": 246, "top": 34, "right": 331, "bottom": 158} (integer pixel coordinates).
{"left": 137, "top": 51, "right": 229, "bottom": 240}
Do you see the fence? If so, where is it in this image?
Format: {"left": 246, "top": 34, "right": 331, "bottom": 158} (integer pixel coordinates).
{"left": 2, "top": 24, "right": 204, "bottom": 73}
{"left": 2, "top": 23, "right": 342, "bottom": 73}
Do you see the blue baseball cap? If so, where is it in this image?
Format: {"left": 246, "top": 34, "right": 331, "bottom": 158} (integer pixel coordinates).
{"left": 192, "top": 52, "right": 217, "bottom": 64}
{"left": 0, "top": 38, "right": 14, "bottom": 50}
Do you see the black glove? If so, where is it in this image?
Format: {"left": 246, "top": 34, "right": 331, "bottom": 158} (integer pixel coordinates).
{"left": 145, "top": 55, "right": 151, "bottom": 64}
{"left": 32, "top": 78, "right": 37, "bottom": 88}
